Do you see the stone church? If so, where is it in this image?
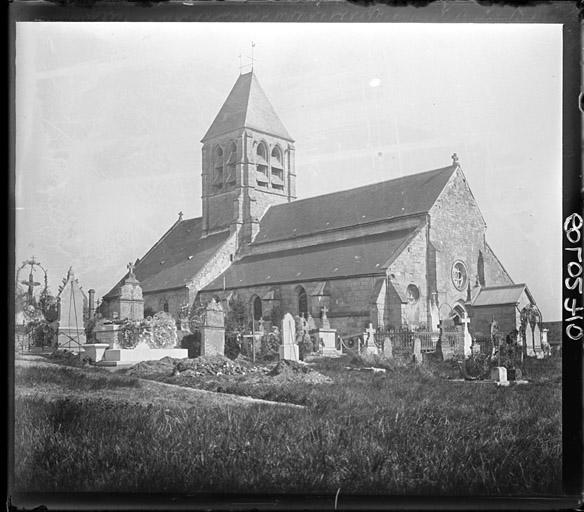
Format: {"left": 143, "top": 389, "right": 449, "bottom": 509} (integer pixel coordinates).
{"left": 103, "top": 71, "right": 541, "bottom": 340}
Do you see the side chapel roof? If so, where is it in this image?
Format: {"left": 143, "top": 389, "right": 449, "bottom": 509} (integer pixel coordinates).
{"left": 472, "top": 284, "right": 534, "bottom": 307}
{"left": 104, "top": 217, "right": 230, "bottom": 297}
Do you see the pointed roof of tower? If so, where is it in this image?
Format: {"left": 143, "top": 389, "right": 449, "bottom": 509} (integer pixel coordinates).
{"left": 201, "top": 71, "right": 293, "bottom": 143}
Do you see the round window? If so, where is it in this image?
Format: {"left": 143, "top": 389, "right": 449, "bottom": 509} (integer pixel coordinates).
{"left": 451, "top": 261, "right": 468, "bottom": 291}
{"left": 406, "top": 284, "right": 420, "bottom": 304}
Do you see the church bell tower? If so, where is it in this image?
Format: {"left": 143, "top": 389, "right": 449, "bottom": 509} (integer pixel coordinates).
{"left": 200, "top": 71, "right": 296, "bottom": 247}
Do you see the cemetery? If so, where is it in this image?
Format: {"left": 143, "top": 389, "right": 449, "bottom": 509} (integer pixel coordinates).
{"left": 13, "top": 248, "right": 562, "bottom": 497}
{"left": 12, "top": 51, "right": 563, "bottom": 498}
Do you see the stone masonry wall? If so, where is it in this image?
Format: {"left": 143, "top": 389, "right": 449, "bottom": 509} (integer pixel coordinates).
{"left": 187, "top": 231, "right": 239, "bottom": 305}
{"left": 483, "top": 242, "right": 514, "bottom": 286}
{"left": 198, "top": 275, "right": 384, "bottom": 337}
{"left": 143, "top": 288, "right": 189, "bottom": 318}
{"left": 386, "top": 226, "right": 428, "bottom": 328}
{"left": 471, "top": 304, "right": 519, "bottom": 338}
{"left": 429, "top": 168, "right": 504, "bottom": 315}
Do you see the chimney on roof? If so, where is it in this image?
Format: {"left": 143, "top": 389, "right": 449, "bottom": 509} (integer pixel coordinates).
{"left": 88, "top": 289, "right": 95, "bottom": 319}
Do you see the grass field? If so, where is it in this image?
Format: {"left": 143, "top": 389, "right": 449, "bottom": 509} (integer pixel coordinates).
{"left": 13, "top": 354, "right": 562, "bottom": 495}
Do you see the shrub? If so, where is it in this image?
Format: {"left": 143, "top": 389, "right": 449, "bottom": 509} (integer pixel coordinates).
{"left": 180, "top": 333, "right": 201, "bottom": 358}
{"left": 25, "top": 319, "right": 57, "bottom": 347}
{"left": 225, "top": 332, "right": 242, "bottom": 360}
{"left": 117, "top": 312, "right": 178, "bottom": 349}
{"left": 260, "top": 331, "right": 280, "bottom": 361}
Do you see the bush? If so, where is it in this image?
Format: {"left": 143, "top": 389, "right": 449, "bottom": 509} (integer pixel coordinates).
{"left": 180, "top": 333, "right": 201, "bottom": 358}
{"left": 260, "top": 331, "right": 280, "bottom": 361}
{"left": 225, "top": 332, "right": 242, "bottom": 360}
{"left": 117, "top": 312, "right": 178, "bottom": 349}
{"left": 25, "top": 319, "right": 57, "bottom": 347}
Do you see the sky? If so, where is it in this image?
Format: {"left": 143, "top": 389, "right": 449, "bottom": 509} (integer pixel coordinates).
{"left": 14, "top": 22, "right": 562, "bottom": 320}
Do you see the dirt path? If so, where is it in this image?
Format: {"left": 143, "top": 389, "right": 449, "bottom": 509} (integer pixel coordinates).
{"left": 14, "top": 355, "right": 304, "bottom": 410}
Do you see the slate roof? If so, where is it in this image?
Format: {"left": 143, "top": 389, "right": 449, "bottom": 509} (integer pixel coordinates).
{"left": 201, "top": 72, "right": 293, "bottom": 143}
{"left": 203, "top": 227, "right": 420, "bottom": 292}
{"left": 252, "top": 165, "right": 456, "bottom": 244}
{"left": 472, "top": 284, "right": 531, "bottom": 307}
{"left": 104, "top": 218, "right": 230, "bottom": 297}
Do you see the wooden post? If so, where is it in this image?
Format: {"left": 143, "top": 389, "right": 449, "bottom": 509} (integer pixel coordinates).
{"left": 251, "top": 320, "right": 256, "bottom": 364}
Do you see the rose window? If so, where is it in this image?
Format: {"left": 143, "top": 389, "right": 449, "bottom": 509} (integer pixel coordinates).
{"left": 451, "top": 261, "right": 468, "bottom": 291}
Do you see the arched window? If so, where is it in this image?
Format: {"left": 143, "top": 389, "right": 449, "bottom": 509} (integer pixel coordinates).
{"left": 225, "top": 142, "right": 237, "bottom": 185}
{"left": 270, "top": 146, "right": 284, "bottom": 191}
{"left": 477, "top": 251, "right": 485, "bottom": 287}
{"left": 297, "top": 286, "right": 308, "bottom": 317}
{"left": 213, "top": 146, "right": 224, "bottom": 189}
{"left": 163, "top": 301, "right": 169, "bottom": 313}
{"left": 256, "top": 143, "right": 268, "bottom": 187}
{"left": 406, "top": 284, "right": 420, "bottom": 304}
{"left": 252, "top": 296, "right": 262, "bottom": 321}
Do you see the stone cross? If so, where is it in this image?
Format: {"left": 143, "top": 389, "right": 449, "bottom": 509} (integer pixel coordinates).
{"left": 362, "top": 323, "right": 379, "bottom": 355}
{"left": 321, "top": 306, "right": 330, "bottom": 329}
{"left": 127, "top": 261, "right": 136, "bottom": 279}
{"left": 258, "top": 318, "right": 265, "bottom": 334}
{"left": 365, "top": 323, "right": 376, "bottom": 345}
{"left": 461, "top": 313, "right": 472, "bottom": 358}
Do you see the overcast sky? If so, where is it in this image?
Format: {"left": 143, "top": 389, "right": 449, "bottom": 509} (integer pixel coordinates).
{"left": 15, "top": 22, "right": 562, "bottom": 320}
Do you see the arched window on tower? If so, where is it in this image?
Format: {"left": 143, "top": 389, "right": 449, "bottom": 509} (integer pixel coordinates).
{"left": 256, "top": 143, "right": 269, "bottom": 188}
{"left": 213, "top": 146, "right": 224, "bottom": 189}
{"left": 225, "top": 142, "right": 237, "bottom": 185}
{"left": 270, "top": 146, "right": 284, "bottom": 191}
{"left": 297, "top": 286, "right": 308, "bottom": 317}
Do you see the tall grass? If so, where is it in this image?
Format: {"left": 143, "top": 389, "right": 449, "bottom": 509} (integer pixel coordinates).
{"left": 16, "top": 366, "right": 141, "bottom": 390}
{"left": 13, "top": 356, "right": 562, "bottom": 495}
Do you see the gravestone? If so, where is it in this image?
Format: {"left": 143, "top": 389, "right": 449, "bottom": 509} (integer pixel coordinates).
{"left": 525, "top": 323, "right": 535, "bottom": 357}
{"left": 461, "top": 313, "right": 472, "bottom": 358}
{"left": 491, "top": 366, "right": 508, "bottom": 384}
{"left": 108, "top": 262, "right": 144, "bottom": 321}
{"left": 318, "top": 306, "right": 340, "bottom": 357}
{"left": 57, "top": 267, "right": 87, "bottom": 350}
{"left": 201, "top": 298, "right": 225, "bottom": 356}
{"left": 279, "top": 312, "right": 299, "bottom": 361}
{"left": 306, "top": 313, "right": 317, "bottom": 332}
{"left": 383, "top": 336, "right": 393, "bottom": 359}
{"left": 533, "top": 322, "right": 543, "bottom": 358}
{"left": 362, "top": 323, "right": 379, "bottom": 356}
{"left": 413, "top": 337, "right": 422, "bottom": 365}
{"left": 541, "top": 329, "right": 550, "bottom": 357}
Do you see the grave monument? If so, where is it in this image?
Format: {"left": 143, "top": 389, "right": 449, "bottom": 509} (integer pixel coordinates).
{"left": 318, "top": 306, "right": 341, "bottom": 357}
{"left": 279, "top": 312, "right": 299, "bottom": 361}
{"left": 107, "top": 262, "right": 144, "bottom": 321}
{"left": 56, "top": 267, "right": 87, "bottom": 351}
{"left": 201, "top": 298, "right": 225, "bottom": 356}
{"left": 362, "top": 323, "right": 379, "bottom": 356}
